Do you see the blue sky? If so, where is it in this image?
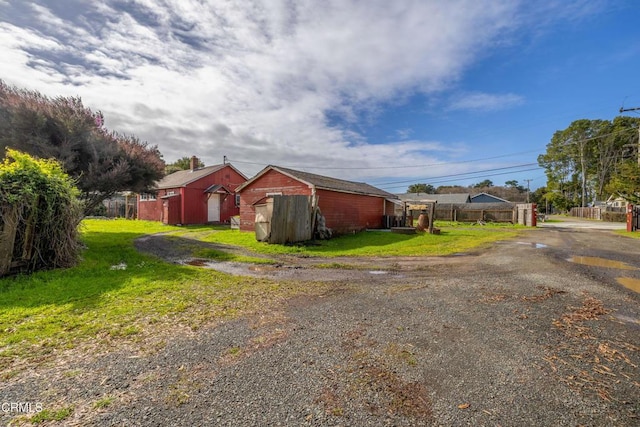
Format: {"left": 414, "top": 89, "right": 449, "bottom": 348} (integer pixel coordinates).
{"left": 1, "top": 0, "right": 638, "bottom": 192}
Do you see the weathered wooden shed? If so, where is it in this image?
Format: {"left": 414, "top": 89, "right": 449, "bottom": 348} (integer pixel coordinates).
{"left": 137, "top": 157, "right": 247, "bottom": 225}
{"left": 236, "top": 166, "right": 399, "bottom": 235}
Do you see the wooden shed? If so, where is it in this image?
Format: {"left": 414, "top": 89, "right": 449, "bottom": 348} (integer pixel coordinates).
{"left": 235, "top": 165, "right": 399, "bottom": 235}
{"left": 137, "top": 157, "right": 247, "bottom": 225}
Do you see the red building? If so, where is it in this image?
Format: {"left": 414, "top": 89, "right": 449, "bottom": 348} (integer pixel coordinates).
{"left": 138, "top": 157, "right": 247, "bottom": 225}
{"left": 236, "top": 165, "right": 399, "bottom": 235}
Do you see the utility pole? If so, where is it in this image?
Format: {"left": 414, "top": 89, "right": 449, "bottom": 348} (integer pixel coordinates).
{"left": 524, "top": 179, "right": 532, "bottom": 203}
{"left": 619, "top": 107, "right": 640, "bottom": 166}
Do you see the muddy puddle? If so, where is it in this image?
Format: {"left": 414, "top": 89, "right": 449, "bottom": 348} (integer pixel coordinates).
{"left": 616, "top": 277, "right": 640, "bottom": 293}
{"left": 568, "top": 256, "right": 638, "bottom": 270}
{"left": 182, "top": 259, "right": 304, "bottom": 278}
{"left": 179, "top": 258, "right": 405, "bottom": 282}
{"left": 515, "top": 242, "right": 548, "bottom": 249}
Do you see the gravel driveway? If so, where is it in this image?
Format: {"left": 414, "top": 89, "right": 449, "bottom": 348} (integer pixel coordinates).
{"left": 2, "top": 223, "right": 639, "bottom": 426}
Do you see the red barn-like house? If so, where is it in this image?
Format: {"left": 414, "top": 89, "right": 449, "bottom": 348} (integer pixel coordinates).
{"left": 236, "top": 165, "right": 398, "bottom": 235}
{"left": 138, "top": 157, "right": 247, "bottom": 225}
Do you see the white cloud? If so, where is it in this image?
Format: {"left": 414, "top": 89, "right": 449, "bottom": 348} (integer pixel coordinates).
{"left": 0, "top": 0, "right": 528, "bottom": 180}
{"left": 395, "top": 128, "right": 414, "bottom": 140}
{"left": 447, "top": 92, "right": 525, "bottom": 112}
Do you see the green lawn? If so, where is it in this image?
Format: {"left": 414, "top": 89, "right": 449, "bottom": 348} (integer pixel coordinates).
{"left": 176, "top": 221, "right": 523, "bottom": 257}
{"left": 615, "top": 229, "right": 640, "bottom": 239}
{"left": 0, "top": 219, "right": 325, "bottom": 374}
{"left": 0, "top": 219, "right": 523, "bottom": 375}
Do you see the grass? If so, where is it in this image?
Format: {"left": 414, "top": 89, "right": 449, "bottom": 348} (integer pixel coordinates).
{"left": 175, "top": 221, "right": 523, "bottom": 257}
{"left": 0, "top": 219, "right": 326, "bottom": 373}
{"left": 93, "top": 396, "right": 115, "bottom": 409}
{"left": 0, "top": 218, "right": 522, "bottom": 374}
{"left": 615, "top": 229, "right": 640, "bottom": 239}
{"left": 30, "top": 406, "right": 73, "bottom": 423}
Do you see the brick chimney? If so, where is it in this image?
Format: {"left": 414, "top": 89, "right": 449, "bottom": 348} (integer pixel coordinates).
{"left": 190, "top": 155, "right": 199, "bottom": 171}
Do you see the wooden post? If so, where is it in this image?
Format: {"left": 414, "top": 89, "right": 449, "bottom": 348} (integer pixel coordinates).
{"left": 428, "top": 202, "right": 435, "bottom": 234}
{"left": 402, "top": 202, "right": 407, "bottom": 227}
{"left": 310, "top": 195, "right": 318, "bottom": 238}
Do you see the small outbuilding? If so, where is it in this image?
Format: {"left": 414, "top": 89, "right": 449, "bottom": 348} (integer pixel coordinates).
{"left": 137, "top": 156, "right": 247, "bottom": 225}
{"left": 236, "top": 165, "right": 399, "bottom": 235}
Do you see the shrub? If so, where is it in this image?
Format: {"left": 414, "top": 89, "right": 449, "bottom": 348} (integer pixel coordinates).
{"left": 0, "top": 149, "right": 82, "bottom": 275}
{"left": 602, "top": 211, "right": 626, "bottom": 223}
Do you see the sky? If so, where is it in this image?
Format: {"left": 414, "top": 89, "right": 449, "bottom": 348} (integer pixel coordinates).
{"left": 1, "top": 0, "right": 639, "bottom": 193}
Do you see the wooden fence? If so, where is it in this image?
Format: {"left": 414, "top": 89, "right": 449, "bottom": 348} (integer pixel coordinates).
{"left": 432, "top": 203, "right": 516, "bottom": 223}
{"left": 570, "top": 207, "right": 601, "bottom": 220}
{"left": 102, "top": 198, "right": 137, "bottom": 219}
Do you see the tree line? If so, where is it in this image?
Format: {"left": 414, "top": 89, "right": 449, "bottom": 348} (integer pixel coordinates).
{"left": 408, "top": 116, "right": 640, "bottom": 212}
{"left": 406, "top": 179, "right": 530, "bottom": 203}
{"left": 537, "top": 117, "right": 640, "bottom": 211}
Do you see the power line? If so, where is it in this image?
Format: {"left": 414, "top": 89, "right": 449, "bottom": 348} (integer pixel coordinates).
{"left": 375, "top": 163, "right": 541, "bottom": 188}
{"left": 378, "top": 167, "right": 543, "bottom": 190}
{"left": 227, "top": 127, "right": 636, "bottom": 173}
{"left": 226, "top": 148, "right": 543, "bottom": 171}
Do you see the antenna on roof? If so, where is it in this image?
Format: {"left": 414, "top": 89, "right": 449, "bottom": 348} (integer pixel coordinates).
{"left": 223, "top": 155, "right": 227, "bottom": 164}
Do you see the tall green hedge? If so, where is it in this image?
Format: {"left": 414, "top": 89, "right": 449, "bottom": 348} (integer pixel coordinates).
{"left": 0, "top": 149, "right": 82, "bottom": 274}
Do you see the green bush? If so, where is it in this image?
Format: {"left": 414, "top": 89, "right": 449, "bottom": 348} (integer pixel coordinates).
{"left": 0, "top": 149, "right": 82, "bottom": 274}
{"left": 602, "top": 211, "right": 626, "bottom": 223}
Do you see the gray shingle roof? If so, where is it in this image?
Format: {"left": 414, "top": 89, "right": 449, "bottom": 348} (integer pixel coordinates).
{"left": 470, "top": 192, "right": 511, "bottom": 203}
{"left": 238, "top": 165, "right": 397, "bottom": 199}
{"left": 396, "top": 193, "right": 472, "bottom": 204}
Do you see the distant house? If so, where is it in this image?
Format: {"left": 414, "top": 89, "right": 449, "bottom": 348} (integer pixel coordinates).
{"left": 470, "top": 192, "right": 511, "bottom": 203}
{"left": 606, "top": 195, "right": 629, "bottom": 209}
{"left": 236, "top": 165, "right": 399, "bottom": 235}
{"left": 137, "top": 156, "right": 247, "bottom": 225}
{"left": 397, "top": 193, "right": 472, "bottom": 204}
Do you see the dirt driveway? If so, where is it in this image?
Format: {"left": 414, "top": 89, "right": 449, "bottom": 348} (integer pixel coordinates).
{"left": 2, "top": 224, "right": 639, "bottom": 426}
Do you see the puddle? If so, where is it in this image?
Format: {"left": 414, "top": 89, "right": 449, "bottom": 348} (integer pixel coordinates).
{"left": 369, "top": 270, "right": 388, "bottom": 275}
{"left": 616, "top": 277, "right": 640, "bottom": 293}
{"left": 515, "top": 242, "right": 548, "bottom": 248}
{"left": 248, "top": 265, "right": 280, "bottom": 272}
{"left": 568, "top": 256, "right": 638, "bottom": 270}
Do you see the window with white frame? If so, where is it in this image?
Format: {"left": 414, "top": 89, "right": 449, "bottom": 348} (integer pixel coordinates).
{"left": 140, "top": 193, "right": 157, "bottom": 201}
